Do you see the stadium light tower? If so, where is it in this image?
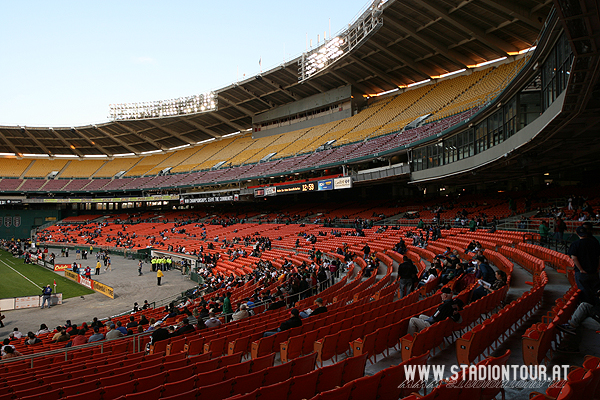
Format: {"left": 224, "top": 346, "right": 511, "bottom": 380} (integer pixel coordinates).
{"left": 109, "top": 92, "right": 217, "bottom": 121}
{"left": 298, "top": 2, "right": 383, "bottom": 82}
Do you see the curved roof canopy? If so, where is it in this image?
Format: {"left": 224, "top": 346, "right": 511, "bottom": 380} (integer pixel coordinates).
{"left": 0, "top": 0, "right": 552, "bottom": 157}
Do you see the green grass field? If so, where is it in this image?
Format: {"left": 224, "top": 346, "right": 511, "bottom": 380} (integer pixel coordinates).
{"left": 0, "top": 250, "right": 94, "bottom": 299}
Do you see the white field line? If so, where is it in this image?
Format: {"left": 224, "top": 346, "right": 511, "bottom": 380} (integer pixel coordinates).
{"left": 0, "top": 258, "right": 43, "bottom": 291}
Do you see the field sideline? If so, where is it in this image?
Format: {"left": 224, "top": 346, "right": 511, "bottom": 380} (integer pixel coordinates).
{"left": 0, "top": 250, "right": 94, "bottom": 299}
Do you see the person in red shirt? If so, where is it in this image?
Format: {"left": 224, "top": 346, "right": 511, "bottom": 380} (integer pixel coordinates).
{"left": 84, "top": 266, "right": 91, "bottom": 279}
{"left": 71, "top": 330, "right": 88, "bottom": 346}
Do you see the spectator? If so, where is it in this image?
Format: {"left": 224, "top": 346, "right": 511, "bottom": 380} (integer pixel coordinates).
{"left": 72, "top": 330, "right": 88, "bottom": 346}
{"left": 24, "top": 332, "right": 42, "bottom": 346}
{"left": 205, "top": 312, "right": 222, "bottom": 329}
{"left": 172, "top": 318, "right": 195, "bottom": 336}
{"left": 2, "top": 346, "right": 22, "bottom": 360}
{"left": 397, "top": 256, "right": 418, "bottom": 298}
{"left": 105, "top": 324, "right": 123, "bottom": 340}
{"left": 1, "top": 339, "right": 15, "bottom": 356}
{"left": 263, "top": 308, "right": 302, "bottom": 337}
{"left": 126, "top": 316, "right": 139, "bottom": 329}
{"left": 407, "top": 287, "right": 463, "bottom": 335}
{"left": 232, "top": 304, "right": 250, "bottom": 321}
{"left": 139, "top": 314, "right": 149, "bottom": 326}
{"left": 470, "top": 270, "right": 508, "bottom": 302}
{"left": 300, "top": 298, "right": 327, "bottom": 318}
{"left": 90, "top": 317, "right": 104, "bottom": 329}
{"left": 53, "top": 328, "right": 71, "bottom": 343}
{"left": 558, "top": 290, "right": 600, "bottom": 336}
{"left": 36, "top": 324, "right": 51, "bottom": 336}
{"left": 88, "top": 327, "right": 105, "bottom": 343}
{"left": 9, "top": 328, "right": 23, "bottom": 340}
{"left": 568, "top": 225, "right": 600, "bottom": 305}
{"left": 115, "top": 321, "right": 127, "bottom": 335}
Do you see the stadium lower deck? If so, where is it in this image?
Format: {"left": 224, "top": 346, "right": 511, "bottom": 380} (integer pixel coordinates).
{"left": 1, "top": 218, "right": 598, "bottom": 400}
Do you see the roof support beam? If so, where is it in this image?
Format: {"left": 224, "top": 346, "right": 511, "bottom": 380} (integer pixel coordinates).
{"left": 146, "top": 120, "right": 196, "bottom": 145}
{"left": 49, "top": 129, "right": 84, "bottom": 157}
{"left": 383, "top": 15, "right": 474, "bottom": 67}
{"left": 0, "top": 131, "right": 20, "bottom": 154}
{"left": 418, "top": 0, "right": 517, "bottom": 55}
{"left": 69, "top": 128, "right": 111, "bottom": 155}
{"left": 218, "top": 95, "right": 255, "bottom": 118}
{"left": 181, "top": 118, "right": 222, "bottom": 139}
{"left": 94, "top": 126, "right": 140, "bottom": 154}
{"left": 210, "top": 113, "right": 246, "bottom": 132}
{"left": 476, "top": 0, "right": 543, "bottom": 31}
{"left": 233, "top": 84, "right": 275, "bottom": 108}
{"left": 348, "top": 54, "right": 403, "bottom": 87}
{"left": 369, "top": 41, "right": 433, "bottom": 80}
{"left": 114, "top": 122, "right": 165, "bottom": 151}
{"left": 21, "top": 128, "right": 51, "bottom": 155}
{"left": 257, "top": 75, "right": 299, "bottom": 100}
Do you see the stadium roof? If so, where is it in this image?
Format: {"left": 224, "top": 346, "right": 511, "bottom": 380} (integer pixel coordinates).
{"left": 0, "top": 0, "right": 553, "bottom": 157}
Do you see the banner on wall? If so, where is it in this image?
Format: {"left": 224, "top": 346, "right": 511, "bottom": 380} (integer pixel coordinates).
{"left": 64, "top": 270, "right": 114, "bottom": 298}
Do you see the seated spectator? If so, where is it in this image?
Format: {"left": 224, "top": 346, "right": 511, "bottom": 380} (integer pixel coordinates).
{"left": 9, "top": 328, "right": 23, "bottom": 340}
{"left": 300, "top": 298, "right": 327, "bottom": 318}
{"left": 263, "top": 308, "right": 302, "bottom": 337}
{"left": 196, "top": 319, "right": 207, "bottom": 331}
{"left": 53, "top": 328, "right": 71, "bottom": 343}
{"left": 172, "top": 318, "right": 195, "bottom": 336}
{"left": 105, "top": 324, "right": 124, "bottom": 340}
{"left": 2, "top": 346, "right": 22, "bottom": 360}
{"left": 1, "top": 339, "right": 15, "bottom": 356}
{"left": 232, "top": 304, "right": 249, "bottom": 321}
{"left": 558, "top": 290, "right": 600, "bottom": 336}
{"left": 470, "top": 270, "right": 507, "bottom": 303}
{"left": 72, "top": 330, "right": 88, "bottom": 346}
{"left": 205, "top": 312, "right": 223, "bottom": 329}
{"left": 115, "top": 321, "right": 128, "bottom": 335}
{"left": 36, "top": 324, "right": 51, "bottom": 336}
{"left": 88, "top": 327, "right": 105, "bottom": 343}
{"left": 145, "top": 318, "right": 157, "bottom": 332}
{"left": 25, "top": 332, "right": 42, "bottom": 346}
{"left": 149, "top": 326, "right": 170, "bottom": 348}
{"left": 266, "top": 295, "right": 286, "bottom": 311}
{"left": 407, "top": 287, "right": 463, "bottom": 335}
{"left": 126, "top": 316, "right": 139, "bottom": 329}
{"left": 90, "top": 317, "right": 104, "bottom": 329}
{"left": 139, "top": 314, "right": 149, "bottom": 326}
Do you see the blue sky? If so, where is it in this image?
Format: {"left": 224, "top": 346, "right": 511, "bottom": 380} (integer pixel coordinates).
{"left": 0, "top": 0, "right": 369, "bottom": 127}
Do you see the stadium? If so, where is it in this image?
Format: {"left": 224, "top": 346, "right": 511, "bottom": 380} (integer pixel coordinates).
{"left": 0, "top": 0, "right": 599, "bottom": 399}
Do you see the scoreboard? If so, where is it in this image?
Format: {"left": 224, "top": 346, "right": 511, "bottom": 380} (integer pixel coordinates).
{"left": 254, "top": 176, "right": 352, "bottom": 197}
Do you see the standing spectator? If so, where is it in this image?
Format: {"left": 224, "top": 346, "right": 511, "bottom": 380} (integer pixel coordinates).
{"left": 84, "top": 266, "right": 91, "bottom": 279}
{"left": 554, "top": 217, "right": 567, "bottom": 243}
{"left": 41, "top": 285, "right": 52, "bottom": 309}
{"left": 95, "top": 260, "right": 101, "bottom": 275}
{"left": 223, "top": 292, "right": 233, "bottom": 322}
{"left": 568, "top": 226, "right": 600, "bottom": 305}
{"left": 539, "top": 221, "right": 549, "bottom": 244}
{"left": 398, "top": 256, "right": 418, "bottom": 298}
{"left": 138, "top": 260, "right": 143, "bottom": 276}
